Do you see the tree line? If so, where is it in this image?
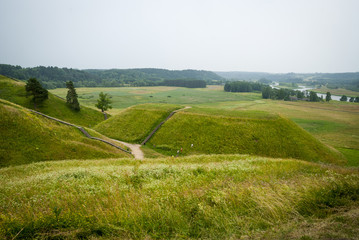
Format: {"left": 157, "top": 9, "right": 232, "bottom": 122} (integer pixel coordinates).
{"left": 162, "top": 79, "right": 206, "bottom": 88}
{"left": 224, "top": 81, "right": 264, "bottom": 92}
{"left": 0, "top": 64, "right": 223, "bottom": 89}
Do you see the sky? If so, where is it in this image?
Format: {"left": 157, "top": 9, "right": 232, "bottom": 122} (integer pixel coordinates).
{"left": 0, "top": 0, "right": 358, "bottom": 73}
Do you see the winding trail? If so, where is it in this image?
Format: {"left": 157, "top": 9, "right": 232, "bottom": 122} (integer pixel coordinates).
{"left": 113, "top": 140, "right": 144, "bottom": 160}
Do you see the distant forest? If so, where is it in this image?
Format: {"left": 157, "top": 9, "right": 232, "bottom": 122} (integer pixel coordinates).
{"left": 216, "top": 71, "right": 359, "bottom": 92}
{"left": 0, "top": 64, "right": 223, "bottom": 89}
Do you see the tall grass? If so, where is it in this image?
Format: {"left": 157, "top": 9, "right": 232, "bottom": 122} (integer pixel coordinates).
{"left": 0, "top": 155, "right": 358, "bottom": 239}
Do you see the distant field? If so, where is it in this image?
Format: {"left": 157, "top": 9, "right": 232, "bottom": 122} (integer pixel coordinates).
{"left": 50, "top": 86, "right": 261, "bottom": 113}
{"left": 313, "top": 86, "right": 359, "bottom": 97}
{"left": 1, "top": 155, "right": 358, "bottom": 239}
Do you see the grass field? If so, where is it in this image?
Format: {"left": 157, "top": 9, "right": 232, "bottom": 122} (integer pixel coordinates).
{"left": 0, "top": 75, "right": 105, "bottom": 127}
{"left": 0, "top": 100, "right": 131, "bottom": 167}
{"left": 94, "top": 104, "right": 181, "bottom": 143}
{"left": 1, "top": 155, "right": 358, "bottom": 239}
{"left": 50, "top": 86, "right": 261, "bottom": 113}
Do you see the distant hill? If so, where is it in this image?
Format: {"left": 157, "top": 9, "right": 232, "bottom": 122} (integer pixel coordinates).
{"left": 0, "top": 75, "right": 104, "bottom": 127}
{"left": 0, "top": 64, "right": 224, "bottom": 88}
{"left": 0, "top": 99, "right": 130, "bottom": 167}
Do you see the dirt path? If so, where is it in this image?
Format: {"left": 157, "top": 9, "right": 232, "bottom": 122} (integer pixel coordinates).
{"left": 113, "top": 140, "right": 144, "bottom": 160}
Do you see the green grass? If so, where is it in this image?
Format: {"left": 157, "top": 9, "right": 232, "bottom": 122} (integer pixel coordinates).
{"left": 0, "top": 100, "right": 131, "bottom": 167}
{"left": 338, "top": 148, "right": 359, "bottom": 167}
{"left": 94, "top": 103, "right": 181, "bottom": 143}
{"left": 147, "top": 111, "right": 342, "bottom": 164}
{"left": 0, "top": 75, "right": 105, "bottom": 127}
{"left": 292, "top": 118, "right": 346, "bottom": 134}
{"left": 0, "top": 155, "right": 358, "bottom": 239}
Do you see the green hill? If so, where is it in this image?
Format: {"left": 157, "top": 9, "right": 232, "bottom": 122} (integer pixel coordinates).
{"left": 0, "top": 75, "right": 105, "bottom": 127}
{"left": 0, "top": 155, "right": 358, "bottom": 239}
{"left": 94, "top": 103, "right": 181, "bottom": 143}
{"left": 0, "top": 100, "right": 131, "bottom": 167}
{"left": 146, "top": 108, "right": 342, "bottom": 164}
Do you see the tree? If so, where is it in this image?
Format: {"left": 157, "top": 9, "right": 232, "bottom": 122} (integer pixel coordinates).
{"left": 349, "top": 97, "right": 355, "bottom": 102}
{"left": 309, "top": 91, "right": 320, "bottom": 102}
{"left": 340, "top": 95, "right": 348, "bottom": 101}
{"left": 325, "top": 92, "right": 331, "bottom": 102}
{"left": 96, "top": 92, "right": 112, "bottom": 119}
{"left": 25, "top": 78, "right": 48, "bottom": 108}
{"left": 261, "top": 87, "right": 272, "bottom": 99}
{"left": 355, "top": 97, "right": 359, "bottom": 103}
{"left": 66, "top": 81, "right": 80, "bottom": 111}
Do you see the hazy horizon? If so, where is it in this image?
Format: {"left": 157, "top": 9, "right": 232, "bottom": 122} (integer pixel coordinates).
{"left": 1, "top": 0, "right": 359, "bottom": 73}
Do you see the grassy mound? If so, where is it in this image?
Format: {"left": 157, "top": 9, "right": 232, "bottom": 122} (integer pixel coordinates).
{"left": 148, "top": 109, "right": 342, "bottom": 164}
{"left": 0, "top": 100, "right": 131, "bottom": 167}
{"left": 94, "top": 103, "right": 181, "bottom": 143}
{"left": 0, "top": 155, "right": 358, "bottom": 239}
{"left": 0, "top": 75, "right": 104, "bottom": 127}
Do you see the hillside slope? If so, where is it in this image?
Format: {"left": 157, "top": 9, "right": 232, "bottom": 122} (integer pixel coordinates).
{"left": 147, "top": 109, "right": 342, "bottom": 164}
{"left": 0, "top": 75, "right": 105, "bottom": 126}
{"left": 94, "top": 103, "right": 181, "bottom": 143}
{"left": 0, "top": 100, "right": 131, "bottom": 167}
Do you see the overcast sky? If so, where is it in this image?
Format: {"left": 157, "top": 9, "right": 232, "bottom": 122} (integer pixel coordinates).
{"left": 0, "top": 0, "right": 358, "bottom": 73}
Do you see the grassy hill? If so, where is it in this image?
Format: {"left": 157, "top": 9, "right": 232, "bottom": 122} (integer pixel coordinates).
{"left": 0, "top": 100, "right": 131, "bottom": 167}
{"left": 0, "top": 75, "right": 105, "bottom": 127}
{"left": 0, "top": 155, "right": 358, "bottom": 239}
{"left": 146, "top": 108, "right": 342, "bottom": 164}
{"left": 94, "top": 103, "right": 181, "bottom": 143}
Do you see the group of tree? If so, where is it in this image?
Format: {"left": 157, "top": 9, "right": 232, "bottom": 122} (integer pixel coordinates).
{"left": 261, "top": 87, "right": 324, "bottom": 102}
{"left": 224, "top": 81, "right": 264, "bottom": 92}
{"left": 340, "top": 95, "right": 359, "bottom": 102}
{"left": 161, "top": 79, "right": 206, "bottom": 88}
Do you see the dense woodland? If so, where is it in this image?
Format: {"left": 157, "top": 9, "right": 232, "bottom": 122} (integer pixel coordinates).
{"left": 0, "top": 64, "right": 222, "bottom": 89}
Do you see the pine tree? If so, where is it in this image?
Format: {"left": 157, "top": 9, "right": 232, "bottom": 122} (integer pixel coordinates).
{"left": 25, "top": 78, "right": 48, "bottom": 109}
{"left": 66, "top": 81, "right": 80, "bottom": 111}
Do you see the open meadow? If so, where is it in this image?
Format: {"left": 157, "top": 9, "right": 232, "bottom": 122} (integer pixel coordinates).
{"left": 1, "top": 77, "right": 358, "bottom": 239}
